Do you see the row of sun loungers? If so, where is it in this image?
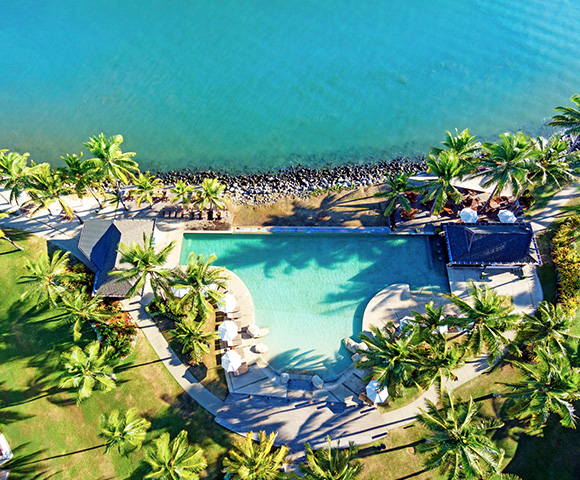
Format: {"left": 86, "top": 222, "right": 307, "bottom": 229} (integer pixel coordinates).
{"left": 161, "top": 206, "right": 223, "bottom": 220}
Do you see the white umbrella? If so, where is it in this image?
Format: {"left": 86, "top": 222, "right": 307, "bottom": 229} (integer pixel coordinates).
{"left": 498, "top": 209, "right": 517, "bottom": 223}
{"left": 366, "top": 380, "right": 389, "bottom": 404}
{"left": 201, "top": 283, "right": 218, "bottom": 298}
{"left": 460, "top": 207, "right": 478, "bottom": 223}
{"left": 218, "top": 320, "right": 238, "bottom": 342}
{"left": 218, "top": 293, "right": 237, "bottom": 313}
{"left": 247, "top": 324, "right": 261, "bottom": 338}
{"left": 170, "top": 286, "right": 190, "bottom": 298}
{"left": 222, "top": 350, "right": 242, "bottom": 372}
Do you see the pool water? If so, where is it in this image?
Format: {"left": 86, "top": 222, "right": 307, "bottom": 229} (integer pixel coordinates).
{"left": 180, "top": 233, "right": 449, "bottom": 380}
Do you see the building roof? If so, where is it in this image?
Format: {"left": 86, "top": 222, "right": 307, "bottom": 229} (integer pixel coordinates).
{"left": 79, "top": 219, "right": 155, "bottom": 297}
{"left": 443, "top": 222, "right": 541, "bottom": 266}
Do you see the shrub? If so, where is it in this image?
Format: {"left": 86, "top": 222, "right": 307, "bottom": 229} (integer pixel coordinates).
{"left": 96, "top": 313, "right": 138, "bottom": 359}
{"left": 145, "top": 297, "right": 187, "bottom": 322}
{"left": 551, "top": 216, "right": 580, "bottom": 316}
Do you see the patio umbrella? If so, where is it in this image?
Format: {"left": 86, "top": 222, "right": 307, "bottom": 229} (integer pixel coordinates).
{"left": 170, "top": 286, "right": 190, "bottom": 298}
{"left": 221, "top": 350, "right": 242, "bottom": 372}
{"left": 366, "top": 380, "right": 389, "bottom": 404}
{"left": 218, "top": 320, "right": 238, "bottom": 342}
{"left": 459, "top": 207, "right": 478, "bottom": 223}
{"left": 247, "top": 324, "right": 261, "bottom": 338}
{"left": 218, "top": 293, "right": 237, "bottom": 313}
{"left": 498, "top": 209, "right": 517, "bottom": 223}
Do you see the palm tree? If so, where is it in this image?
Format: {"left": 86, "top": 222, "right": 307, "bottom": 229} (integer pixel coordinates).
{"left": 61, "top": 152, "right": 104, "bottom": 209}
{"left": 548, "top": 94, "right": 580, "bottom": 148}
{"left": 408, "top": 301, "right": 447, "bottom": 342}
{"left": 84, "top": 133, "right": 139, "bottom": 211}
{"left": 59, "top": 341, "right": 117, "bottom": 404}
{"left": 445, "top": 282, "right": 520, "bottom": 363}
{"left": 172, "top": 314, "right": 219, "bottom": 365}
{"left": 0, "top": 150, "right": 31, "bottom": 205}
{"left": 20, "top": 250, "right": 82, "bottom": 307}
{"left": 430, "top": 128, "right": 481, "bottom": 175}
{"left": 514, "top": 301, "right": 578, "bottom": 357}
{"left": 356, "top": 326, "right": 422, "bottom": 397}
{"left": 144, "top": 430, "right": 207, "bottom": 480}
{"left": 374, "top": 172, "right": 418, "bottom": 228}
{"left": 170, "top": 252, "right": 229, "bottom": 319}
{"left": 100, "top": 408, "right": 151, "bottom": 455}
{"left": 421, "top": 151, "right": 463, "bottom": 216}
{"left": 504, "top": 348, "right": 580, "bottom": 431}
{"left": 299, "top": 437, "right": 362, "bottom": 480}
{"left": 415, "top": 336, "right": 466, "bottom": 388}
{"left": 0, "top": 212, "right": 24, "bottom": 250}
{"left": 417, "top": 389, "right": 505, "bottom": 479}
{"left": 170, "top": 180, "right": 195, "bottom": 210}
{"left": 133, "top": 171, "right": 164, "bottom": 208}
{"left": 477, "top": 133, "right": 532, "bottom": 210}
{"left": 193, "top": 178, "right": 226, "bottom": 217}
{"left": 110, "top": 233, "right": 175, "bottom": 300}
{"left": 222, "top": 431, "right": 288, "bottom": 480}
{"left": 57, "top": 290, "right": 109, "bottom": 341}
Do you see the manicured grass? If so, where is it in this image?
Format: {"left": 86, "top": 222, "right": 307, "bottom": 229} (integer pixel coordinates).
{"left": 0, "top": 229, "right": 234, "bottom": 479}
{"left": 377, "top": 385, "right": 424, "bottom": 414}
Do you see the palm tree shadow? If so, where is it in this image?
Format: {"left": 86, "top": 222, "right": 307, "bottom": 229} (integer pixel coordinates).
{"left": 1, "top": 443, "right": 54, "bottom": 480}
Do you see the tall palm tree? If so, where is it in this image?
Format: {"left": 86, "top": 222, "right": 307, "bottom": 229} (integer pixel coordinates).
{"left": 144, "top": 430, "right": 207, "bottom": 480}
{"left": 110, "top": 233, "right": 175, "bottom": 300}
{"left": 133, "top": 171, "right": 164, "bottom": 208}
{"left": 504, "top": 349, "right": 580, "bottom": 431}
{"left": 59, "top": 341, "right": 117, "bottom": 404}
{"left": 299, "top": 437, "right": 361, "bottom": 480}
{"left": 430, "top": 128, "right": 481, "bottom": 175}
{"left": 172, "top": 315, "right": 219, "bottom": 365}
{"left": 57, "top": 290, "right": 109, "bottom": 341}
{"left": 0, "top": 212, "right": 24, "bottom": 250}
{"left": 421, "top": 151, "right": 463, "bottom": 216}
{"left": 222, "top": 431, "right": 288, "bottom": 480}
{"left": 356, "top": 326, "right": 422, "bottom": 397}
{"left": 477, "top": 133, "right": 532, "bottom": 210}
{"left": 170, "top": 252, "right": 229, "bottom": 319}
{"left": 100, "top": 408, "right": 151, "bottom": 455}
{"left": 548, "top": 94, "right": 580, "bottom": 148}
{"left": 445, "top": 282, "right": 521, "bottom": 363}
{"left": 20, "top": 250, "right": 82, "bottom": 307}
{"left": 0, "top": 150, "right": 31, "bottom": 205}
{"left": 61, "top": 152, "right": 104, "bottom": 209}
{"left": 84, "top": 133, "right": 139, "bottom": 211}
{"left": 193, "top": 178, "right": 226, "bottom": 216}
{"left": 514, "top": 301, "right": 578, "bottom": 357}
{"left": 415, "top": 336, "right": 466, "bottom": 388}
{"left": 408, "top": 301, "right": 447, "bottom": 342}
{"left": 417, "top": 389, "right": 505, "bottom": 479}
{"left": 374, "top": 172, "right": 418, "bottom": 227}
{"left": 170, "top": 180, "right": 195, "bottom": 210}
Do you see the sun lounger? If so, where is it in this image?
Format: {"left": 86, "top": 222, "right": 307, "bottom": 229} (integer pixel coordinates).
{"left": 358, "top": 392, "right": 375, "bottom": 407}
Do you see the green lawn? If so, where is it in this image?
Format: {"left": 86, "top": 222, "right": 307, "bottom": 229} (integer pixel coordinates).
{"left": 0, "top": 229, "right": 233, "bottom": 479}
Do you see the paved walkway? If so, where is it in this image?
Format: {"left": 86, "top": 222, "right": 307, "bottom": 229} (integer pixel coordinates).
{"left": 529, "top": 182, "right": 579, "bottom": 232}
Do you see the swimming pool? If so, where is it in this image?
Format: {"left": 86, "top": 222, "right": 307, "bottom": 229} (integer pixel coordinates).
{"left": 180, "top": 233, "right": 449, "bottom": 380}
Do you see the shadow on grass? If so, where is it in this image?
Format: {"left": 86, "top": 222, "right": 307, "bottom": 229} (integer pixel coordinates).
{"left": 1, "top": 443, "right": 54, "bottom": 480}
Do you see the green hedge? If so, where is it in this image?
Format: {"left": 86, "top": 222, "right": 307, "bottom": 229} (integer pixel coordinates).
{"left": 551, "top": 215, "right": 580, "bottom": 316}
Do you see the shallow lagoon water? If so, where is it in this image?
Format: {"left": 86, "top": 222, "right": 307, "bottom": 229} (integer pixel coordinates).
{"left": 181, "top": 233, "right": 449, "bottom": 380}
{"left": 2, "top": 0, "right": 580, "bottom": 172}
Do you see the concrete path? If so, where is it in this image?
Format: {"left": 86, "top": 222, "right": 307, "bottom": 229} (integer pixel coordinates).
{"left": 529, "top": 182, "right": 579, "bottom": 232}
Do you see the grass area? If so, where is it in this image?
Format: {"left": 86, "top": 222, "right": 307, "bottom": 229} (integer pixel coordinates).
{"left": 377, "top": 385, "right": 424, "bottom": 414}
{"left": 0, "top": 229, "right": 234, "bottom": 479}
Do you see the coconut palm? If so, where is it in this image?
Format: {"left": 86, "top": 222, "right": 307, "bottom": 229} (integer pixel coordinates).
{"left": 514, "top": 301, "right": 578, "bottom": 357}
{"left": 170, "top": 180, "right": 195, "bottom": 210}
{"left": 299, "top": 436, "right": 362, "bottom": 480}
{"left": 110, "top": 233, "right": 175, "bottom": 300}
{"left": 222, "top": 431, "right": 288, "bottom": 480}
{"left": 0, "top": 150, "right": 31, "bottom": 205}
{"left": 144, "top": 430, "right": 207, "bottom": 480}
{"left": 193, "top": 178, "right": 226, "bottom": 216}
{"left": 408, "top": 301, "right": 448, "bottom": 342}
{"left": 100, "top": 408, "right": 151, "bottom": 455}
{"left": 445, "top": 282, "right": 521, "bottom": 363}
{"left": 0, "top": 212, "right": 24, "bottom": 250}
{"left": 133, "top": 171, "right": 164, "bottom": 208}
{"left": 57, "top": 290, "right": 109, "bottom": 341}
{"left": 430, "top": 128, "right": 481, "bottom": 174}
{"left": 20, "top": 250, "right": 82, "bottom": 307}
{"left": 421, "top": 151, "right": 463, "bottom": 216}
{"left": 172, "top": 314, "right": 219, "bottom": 365}
{"left": 415, "top": 336, "right": 466, "bottom": 388}
{"left": 374, "top": 172, "right": 418, "bottom": 227}
{"left": 84, "top": 133, "right": 139, "bottom": 211}
{"left": 59, "top": 341, "right": 117, "bottom": 404}
{"left": 417, "top": 389, "right": 505, "bottom": 479}
{"left": 170, "top": 252, "right": 229, "bottom": 319}
{"left": 61, "top": 152, "right": 104, "bottom": 208}
{"left": 356, "top": 326, "right": 422, "bottom": 397}
{"left": 548, "top": 94, "right": 580, "bottom": 147}
{"left": 504, "top": 348, "right": 580, "bottom": 431}
{"left": 477, "top": 133, "right": 532, "bottom": 210}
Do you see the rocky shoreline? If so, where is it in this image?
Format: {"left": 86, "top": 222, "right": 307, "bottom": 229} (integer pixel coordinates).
{"left": 154, "top": 158, "right": 427, "bottom": 205}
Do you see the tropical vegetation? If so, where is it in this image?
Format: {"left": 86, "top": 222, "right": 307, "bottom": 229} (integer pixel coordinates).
{"left": 299, "top": 437, "right": 362, "bottom": 480}
{"left": 100, "top": 408, "right": 151, "bottom": 455}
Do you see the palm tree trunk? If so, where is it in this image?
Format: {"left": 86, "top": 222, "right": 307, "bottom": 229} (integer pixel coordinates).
{"left": 482, "top": 183, "right": 500, "bottom": 211}
{"left": 116, "top": 180, "right": 129, "bottom": 211}
{"left": 1, "top": 235, "right": 24, "bottom": 251}
{"left": 88, "top": 186, "right": 104, "bottom": 209}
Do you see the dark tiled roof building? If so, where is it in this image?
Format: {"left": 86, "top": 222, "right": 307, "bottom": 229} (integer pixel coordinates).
{"left": 443, "top": 222, "right": 541, "bottom": 267}
{"left": 78, "top": 219, "right": 155, "bottom": 297}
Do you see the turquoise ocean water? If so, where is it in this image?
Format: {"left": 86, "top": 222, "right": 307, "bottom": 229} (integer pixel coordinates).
{"left": 180, "top": 234, "right": 449, "bottom": 380}
{"left": 2, "top": 0, "right": 580, "bottom": 172}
